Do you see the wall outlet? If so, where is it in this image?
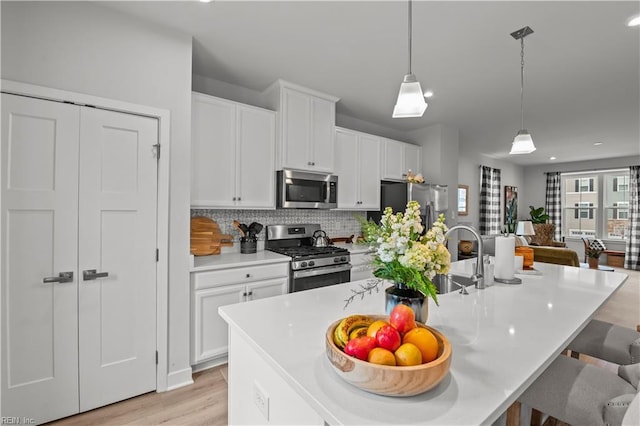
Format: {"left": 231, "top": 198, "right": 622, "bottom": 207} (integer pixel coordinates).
{"left": 253, "top": 381, "right": 269, "bottom": 421}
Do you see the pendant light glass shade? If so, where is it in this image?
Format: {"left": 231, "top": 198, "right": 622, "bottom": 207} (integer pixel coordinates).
{"left": 393, "top": 73, "right": 428, "bottom": 118}
{"left": 392, "top": 0, "right": 428, "bottom": 118}
{"left": 510, "top": 129, "right": 536, "bottom": 154}
{"left": 509, "top": 26, "right": 536, "bottom": 155}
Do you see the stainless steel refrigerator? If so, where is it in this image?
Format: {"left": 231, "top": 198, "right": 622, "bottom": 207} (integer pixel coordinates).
{"left": 367, "top": 181, "right": 449, "bottom": 227}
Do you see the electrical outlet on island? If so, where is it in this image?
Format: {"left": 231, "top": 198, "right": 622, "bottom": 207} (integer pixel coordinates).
{"left": 253, "top": 381, "right": 270, "bottom": 421}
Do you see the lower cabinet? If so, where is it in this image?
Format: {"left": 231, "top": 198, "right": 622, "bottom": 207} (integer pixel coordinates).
{"left": 191, "top": 263, "right": 288, "bottom": 367}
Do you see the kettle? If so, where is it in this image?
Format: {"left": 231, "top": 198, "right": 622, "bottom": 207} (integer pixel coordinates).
{"left": 312, "top": 230, "right": 330, "bottom": 247}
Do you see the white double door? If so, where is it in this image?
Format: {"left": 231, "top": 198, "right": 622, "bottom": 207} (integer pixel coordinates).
{"left": 1, "top": 93, "right": 158, "bottom": 423}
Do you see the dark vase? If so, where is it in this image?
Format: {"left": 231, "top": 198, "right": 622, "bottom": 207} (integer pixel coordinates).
{"left": 385, "top": 282, "right": 429, "bottom": 323}
{"left": 588, "top": 257, "right": 599, "bottom": 269}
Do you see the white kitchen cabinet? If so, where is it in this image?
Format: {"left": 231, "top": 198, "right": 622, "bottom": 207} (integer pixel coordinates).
{"left": 263, "top": 80, "right": 339, "bottom": 173}
{"left": 191, "top": 92, "right": 276, "bottom": 209}
{"left": 191, "top": 262, "right": 288, "bottom": 366}
{"left": 335, "top": 127, "right": 380, "bottom": 210}
{"left": 381, "top": 138, "right": 423, "bottom": 181}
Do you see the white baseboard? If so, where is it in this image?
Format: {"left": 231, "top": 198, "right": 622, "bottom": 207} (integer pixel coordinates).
{"left": 191, "top": 355, "right": 228, "bottom": 373}
{"left": 165, "top": 367, "right": 194, "bottom": 391}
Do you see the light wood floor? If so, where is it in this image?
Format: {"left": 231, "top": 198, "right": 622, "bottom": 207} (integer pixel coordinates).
{"left": 48, "top": 267, "right": 639, "bottom": 426}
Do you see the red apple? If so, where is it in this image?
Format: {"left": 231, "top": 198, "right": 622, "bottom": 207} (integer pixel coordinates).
{"left": 344, "top": 336, "right": 377, "bottom": 361}
{"left": 375, "top": 324, "right": 402, "bottom": 352}
{"left": 389, "top": 304, "right": 417, "bottom": 334}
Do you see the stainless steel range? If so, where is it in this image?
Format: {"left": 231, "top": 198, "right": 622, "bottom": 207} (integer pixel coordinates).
{"left": 266, "top": 224, "right": 351, "bottom": 293}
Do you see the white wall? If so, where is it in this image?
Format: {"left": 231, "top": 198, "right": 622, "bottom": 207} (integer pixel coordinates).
{"left": 1, "top": 1, "right": 193, "bottom": 388}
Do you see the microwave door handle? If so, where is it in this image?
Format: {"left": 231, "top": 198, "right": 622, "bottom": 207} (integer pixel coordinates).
{"left": 323, "top": 182, "right": 328, "bottom": 201}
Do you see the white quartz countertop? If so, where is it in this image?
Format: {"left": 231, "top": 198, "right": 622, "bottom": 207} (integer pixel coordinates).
{"left": 219, "top": 262, "right": 629, "bottom": 425}
{"left": 190, "top": 250, "right": 290, "bottom": 272}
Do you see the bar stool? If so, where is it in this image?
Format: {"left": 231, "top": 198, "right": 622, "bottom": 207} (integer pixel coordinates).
{"left": 518, "top": 356, "right": 639, "bottom": 426}
{"left": 568, "top": 319, "right": 640, "bottom": 365}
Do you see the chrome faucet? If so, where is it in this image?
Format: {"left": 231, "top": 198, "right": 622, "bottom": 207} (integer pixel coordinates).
{"left": 444, "top": 225, "right": 485, "bottom": 290}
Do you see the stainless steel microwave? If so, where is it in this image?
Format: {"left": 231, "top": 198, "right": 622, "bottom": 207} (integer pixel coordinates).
{"left": 276, "top": 170, "right": 337, "bottom": 209}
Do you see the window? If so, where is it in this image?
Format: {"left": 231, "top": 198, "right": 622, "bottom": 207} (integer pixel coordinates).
{"left": 562, "top": 169, "right": 630, "bottom": 240}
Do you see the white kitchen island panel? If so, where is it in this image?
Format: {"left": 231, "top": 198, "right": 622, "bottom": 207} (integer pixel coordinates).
{"left": 219, "top": 262, "right": 628, "bottom": 425}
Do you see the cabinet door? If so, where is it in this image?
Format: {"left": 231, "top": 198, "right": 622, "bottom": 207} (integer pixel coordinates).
{"left": 192, "top": 283, "right": 245, "bottom": 364}
{"left": 1, "top": 94, "right": 80, "bottom": 423}
{"left": 247, "top": 277, "right": 288, "bottom": 301}
{"left": 237, "top": 106, "right": 276, "bottom": 208}
{"left": 281, "top": 88, "right": 311, "bottom": 170}
{"left": 358, "top": 134, "right": 381, "bottom": 210}
{"left": 404, "top": 143, "right": 422, "bottom": 177}
{"left": 309, "top": 97, "right": 335, "bottom": 173}
{"left": 382, "top": 138, "right": 405, "bottom": 180}
{"left": 191, "top": 94, "right": 236, "bottom": 207}
{"left": 335, "top": 129, "right": 359, "bottom": 209}
{"left": 77, "top": 108, "right": 158, "bottom": 412}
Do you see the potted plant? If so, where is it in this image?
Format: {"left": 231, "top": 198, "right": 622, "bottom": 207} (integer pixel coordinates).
{"left": 528, "top": 206, "right": 554, "bottom": 246}
{"left": 585, "top": 239, "right": 605, "bottom": 269}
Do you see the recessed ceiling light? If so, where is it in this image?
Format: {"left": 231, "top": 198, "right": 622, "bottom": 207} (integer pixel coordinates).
{"left": 423, "top": 90, "right": 434, "bottom": 98}
{"left": 594, "top": 142, "right": 603, "bottom": 146}
{"left": 549, "top": 156, "right": 557, "bottom": 160}
{"left": 627, "top": 15, "right": 640, "bottom": 27}
{"left": 199, "top": 0, "right": 213, "bottom": 3}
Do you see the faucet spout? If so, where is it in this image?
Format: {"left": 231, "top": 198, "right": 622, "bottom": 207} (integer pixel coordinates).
{"left": 444, "top": 225, "right": 485, "bottom": 289}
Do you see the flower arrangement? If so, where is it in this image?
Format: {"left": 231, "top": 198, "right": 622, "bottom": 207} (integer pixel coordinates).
{"left": 354, "top": 201, "right": 451, "bottom": 306}
{"left": 406, "top": 170, "right": 425, "bottom": 183}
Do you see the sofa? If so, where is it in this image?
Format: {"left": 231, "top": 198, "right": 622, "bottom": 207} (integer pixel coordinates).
{"left": 529, "top": 245, "right": 580, "bottom": 267}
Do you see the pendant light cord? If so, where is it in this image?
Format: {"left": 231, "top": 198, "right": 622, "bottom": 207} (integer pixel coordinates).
{"left": 408, "top": 0, "right": 412, "bottom": 74}
{"left": 520, "top": 37, "right": 525, "bottom": 130}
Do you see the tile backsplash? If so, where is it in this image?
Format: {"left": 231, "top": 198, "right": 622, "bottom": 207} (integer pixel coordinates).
{"left": 191, "top": 209, "right": 367, "bottom": 242}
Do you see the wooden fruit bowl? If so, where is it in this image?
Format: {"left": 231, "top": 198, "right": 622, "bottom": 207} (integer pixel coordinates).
{"left": 325, "top": 315, "right": 452, "bottom": 397}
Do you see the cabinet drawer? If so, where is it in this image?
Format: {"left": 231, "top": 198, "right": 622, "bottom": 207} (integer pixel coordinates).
{"left": 193, "top": 262, "right": 289, "bottom": 290}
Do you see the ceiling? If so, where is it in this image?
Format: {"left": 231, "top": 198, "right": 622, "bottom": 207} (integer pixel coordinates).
{"left": 103, "top": 1, "right": 640, "bottom": 166}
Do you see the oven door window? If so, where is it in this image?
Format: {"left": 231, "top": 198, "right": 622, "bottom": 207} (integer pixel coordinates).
{"left": 291, "top": 268, "right": 350, "bottom": 292}
{"left": 286, "top": 179, "right": 326, "bottom": 204}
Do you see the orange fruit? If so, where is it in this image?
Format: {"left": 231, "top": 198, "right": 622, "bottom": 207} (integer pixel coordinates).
{"left": 394, "top": 343, "right": 422, "bottom": 366}
{"left": 366, "top": 319, "right": 389, "bottom": 339}
{"left": 402, "top": 327, "right": 439, "bottom": 363}
{"left": 367, "top": 347, "right": 396, "bottom": 366}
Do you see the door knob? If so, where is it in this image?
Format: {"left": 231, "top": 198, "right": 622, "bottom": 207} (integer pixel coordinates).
{"left": 43, "top": 271, "right": 73, "bottom": 284}
{"left": 83, "top": 269, "right": 109, "bottom": 281}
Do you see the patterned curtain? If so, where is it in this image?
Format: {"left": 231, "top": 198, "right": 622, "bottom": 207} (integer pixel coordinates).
{"left": 624, "top": 165, "right": 640, "bottom": 270}
{"left": 544, "top": 172, "right": 562, "bottom": 241}
{"left": 479, "top": 165, "right": 501, "bottom": 235}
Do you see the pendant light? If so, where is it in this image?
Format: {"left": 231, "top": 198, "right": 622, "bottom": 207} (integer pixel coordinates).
{"left": 393, "top": 0, "right": 428, "bottom": 118}
{"left": 509, "top": 26, "right": 536, "bottom": 154}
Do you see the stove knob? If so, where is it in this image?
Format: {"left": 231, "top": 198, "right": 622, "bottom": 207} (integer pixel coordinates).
{"left": 334, "top": 257, "right": 340, "bottom": 263}
{"left": 341, "top": 256, "right": 347, "bottom": 262}
{"left": 300, "top": 262, "right": 308, "bottom": 268}
{"left": 308, "top": 261, "right": 315, "bottom": 267}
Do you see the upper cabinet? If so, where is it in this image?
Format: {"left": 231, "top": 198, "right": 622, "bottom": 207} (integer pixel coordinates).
{"left": 263, "top": 80, "right": 339, "bottom": 173}
{"left": 335, "top": 127, "right": 380, "bottom": 210}
{"left": 381, "top": 138, "right": 422, "bottom": 181}
{"left": 191, "top": 92, "right": 276, "bottom": 209}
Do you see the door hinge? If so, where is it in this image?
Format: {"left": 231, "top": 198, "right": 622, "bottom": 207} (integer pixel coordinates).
{"left": 156, "top": 350, "right": 158, "bottom": 365}
{"left": 156, "top": 248, "right": 159, "bottom": 262}
{"left": 153, "top": 143, "right": 161, "bottom": 159}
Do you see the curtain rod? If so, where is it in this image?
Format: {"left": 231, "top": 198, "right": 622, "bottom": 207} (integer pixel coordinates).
{"left": 544, "top": 167, "right": 631, "bottom": 176}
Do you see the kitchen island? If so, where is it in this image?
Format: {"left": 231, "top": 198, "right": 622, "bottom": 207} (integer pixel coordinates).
{"left": 219, "top": 262, "right": 628, "bottom": 425}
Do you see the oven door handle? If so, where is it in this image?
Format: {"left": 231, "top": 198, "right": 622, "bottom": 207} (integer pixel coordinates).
{"left": 293, "top": 263, "right": 352, "bottom": 279}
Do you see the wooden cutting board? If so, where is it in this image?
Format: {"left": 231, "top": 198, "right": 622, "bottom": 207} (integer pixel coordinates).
{"left": 190, "top": 217, "right": 234, "bottom": 255}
